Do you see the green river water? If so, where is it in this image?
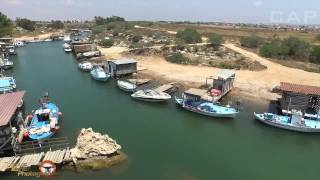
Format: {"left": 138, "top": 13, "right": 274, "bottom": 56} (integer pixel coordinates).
{"left": 2, "top": 41, "right": 320, "bottom": 180}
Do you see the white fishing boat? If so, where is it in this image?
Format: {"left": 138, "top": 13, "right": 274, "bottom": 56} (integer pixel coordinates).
{"left": 44, "top": 38, "right": 53, "bottom": 42}
{"left": 64, "top": 47, "right": 72, "bottom": 53}
{"left": 14, "top": 41, "right": 25, "bottom": 47}
{"left": 78, "top": 62, "right": 93, "bottom": 71}
{"left": 0, "top": 75, "right": 16, "bottom": 93}
{"left": 254, "top": 111, "right": 320, "bottom": 133}
{"left": 0, "top": 60, "right": 13, "bottom": 69}
{"left": 62, "top": 43, "right": 70, "bottom": 49}
{"left": 117, "top": 80, "right": 137, "bottom": 92}
{"left": 131, "top": 89, "right": 171, "bottom": 102}
{"left": 64, "top": 36, "right": 71, "bottom": 43}
{"left": 90, "top": 66, "right": 110, "bottom": 82}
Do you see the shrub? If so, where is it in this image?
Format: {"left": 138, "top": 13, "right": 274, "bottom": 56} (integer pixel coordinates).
{"left": 47, "top": 20, "right": 64, "bottom": 29}
{"left": 282, "top": 37, "right": 310, "bottom": 59}
{"left": 240, "top": 35, "right": 264, "bottom": 48}
{"left": 16, "top": 18, "right": 36, "bottom": 31}
{"left": 100, "top": 38, "right": 114, "bottom": 48}
{"left": 208, "top": 33, "right": 224, "bottom": 48}
{"left": 310, "top": 45, "right": 320, "bottom": 64}
{"left": 132, "top": 35, "right": 142, "bottom": 43}
{"left": 176, "top": 28, "right": 202, "bottom": 44}
{"left": 165, "top": 52, "right": 190, "bottom": 64}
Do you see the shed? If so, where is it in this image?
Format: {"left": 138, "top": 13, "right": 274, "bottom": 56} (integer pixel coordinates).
{"left": 0, "top": 91, "right": 25, "bottom": 155}
{"left": 73, "top": 43, "right": 97, "bottom": 54}
{"left": 105, "top": 59, "right": 137, "bottom": 77}
{"left": 279, "top": 82, "right": 320, "bottom": 115}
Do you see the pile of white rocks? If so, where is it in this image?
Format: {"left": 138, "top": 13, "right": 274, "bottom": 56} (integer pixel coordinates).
{"left": 71, "top": 128, "right": 121, "bottom": 159}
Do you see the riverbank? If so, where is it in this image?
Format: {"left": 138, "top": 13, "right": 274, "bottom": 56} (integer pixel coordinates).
{"left": 98, "top": 45, "right": 320, "bottom": 101}
{"left": 13, "top": 30, "right": 64, "bottom": 41}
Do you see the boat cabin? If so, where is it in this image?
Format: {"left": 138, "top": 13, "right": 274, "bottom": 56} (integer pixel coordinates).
{"left": 279, "top": 82, "right": 320, "bottom": 117}
{"left": 206, "top": 69, "right": 235, "bottom": 102}
{"left": 105, "top": 59, "right": 137, "bottom": 77}
{"left": 0, "top": 91, "right": 25, "bottom": 156}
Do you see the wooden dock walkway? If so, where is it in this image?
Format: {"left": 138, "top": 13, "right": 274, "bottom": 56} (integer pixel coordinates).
{"left": 0, "top": 148, "right": 72, "bottom": 172}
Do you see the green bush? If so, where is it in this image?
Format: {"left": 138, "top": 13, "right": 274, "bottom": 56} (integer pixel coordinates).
{"left": 100, "top": 38, "right": 114, "bottom": 48}
{"left": 310, "top": 46, "right": 320, "bottom": 64}
{"left": 260, "top": 40, "right": 289, "bottom": 59}
{"left": 165, "top": 52, "right": 190, "bottom": 64}
{"left": 208, "top": 33, "right": 224, "bottom": 48}
{"left": 47, "top": 20, "right": 64, "bottom": 29}
{"left": 240, "top": 35, "right": 264, "bottom": 48}
{"left": 132, "top": 35, "right": 142, "bottom": 43}
{"left": 0, "top": 12, "right": 13, "bottom": 37}
{"left": 176, "top": 28, "right": 202, "bottom": 44}
{"left": 282, "top": 37, "right": 310, "bottom": 59}
{"left": 16, "top": 18, "right": 36, "bottom": 31}
{"left": 94, "top": 16, "right": 125, "bottom": 25}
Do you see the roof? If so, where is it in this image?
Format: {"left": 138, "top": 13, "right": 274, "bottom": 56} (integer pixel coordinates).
{"left": 0, "top": 91, "right": 25, "bottom": 126}
{"left": 184, "top": 88, "right": 207, "bottom": 97}
{"left": 110, "top": 59, "right": 137, "bottom": 65}
{"left": 280, "top": 82, "right": 320, "bottom": 96}
{"left": 217, "top": 69, "right": 235, "bottom": 80}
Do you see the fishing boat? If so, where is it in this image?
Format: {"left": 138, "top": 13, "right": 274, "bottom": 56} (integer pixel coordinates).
{"left": 0, "top": 75, "right": 16, "bottom": 93}
{"left": 254, "top": 111, "right": 320, "bottom": 133}
{"left": 44, "top": 38, "right": 53, "bottom": 42}
{"left": 90, "top": 66, "right": 110, "bottom": 81}
{"left": 78, "top": 62, "right": 93, "bottom": 71}
{"left": 117, "top": 80, "right": 137, "bottom": 92}
{"left": 62, "top": 43, "right": 70, "bottom": 49}
{"left": 27, "top": 93, "right": 61, "bottom": 140}
{"left": 0, "top": 60, "right": 13, "bottom": 69}
{"left": 175, "top": 96, "right": 239, "bottom": 118}
{"left": 64, "top": 36, "right": 71, "bottom": 43}
{"left": 131, "top": 89, "right": 171, "bottom": 102}
{"left": 64, "top": 47, "right": 72, "bottom": 53}
{"left": 14, "top": 41, "right": 25, "bottom": 47}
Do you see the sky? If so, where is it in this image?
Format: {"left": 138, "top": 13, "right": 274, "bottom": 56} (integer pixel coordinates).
{"left": 1, "top": 0, "right": 320, "bottom": 24}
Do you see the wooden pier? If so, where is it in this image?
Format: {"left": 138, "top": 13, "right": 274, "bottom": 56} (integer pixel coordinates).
{"left": 0, "top": 148, "right": 72, "bottom": 172}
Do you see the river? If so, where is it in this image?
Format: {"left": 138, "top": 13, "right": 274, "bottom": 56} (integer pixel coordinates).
{"left": 2, "top": 41, "right": 320, "bottom": 180}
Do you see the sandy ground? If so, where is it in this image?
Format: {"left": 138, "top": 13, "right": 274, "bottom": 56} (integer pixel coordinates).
{"left": 98, "top": 46, "right": 128, "bottom": 59}
{"left": 13, "top": 30, "right": 64, "bottom": 41}
{"left": 101, "top": 43, "right": 320, "bottom": 100}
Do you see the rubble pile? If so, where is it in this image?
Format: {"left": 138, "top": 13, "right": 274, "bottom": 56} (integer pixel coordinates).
{"left": 71, "top": 128, "right": 121, "bottom": 159}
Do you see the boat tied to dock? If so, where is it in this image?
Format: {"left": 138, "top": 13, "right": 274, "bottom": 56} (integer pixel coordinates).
{"left": 26, "top": 93, "right": 62, "bottom": 141}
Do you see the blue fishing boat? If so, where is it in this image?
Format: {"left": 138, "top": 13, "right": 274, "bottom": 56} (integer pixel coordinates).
{"left": 27, "top": 94, "right": 61, "bottom": 140}
{"left": 175, "top": 88, "right": 239, "bottom": 118}
{"left": 90, "top": 66, "right": 110, "bottom": 82}
{"left": 254, "top": 111, "right": 320, "bottom": 133}
{"left": 0, "top": 75, "right": 16, "bottom": 93}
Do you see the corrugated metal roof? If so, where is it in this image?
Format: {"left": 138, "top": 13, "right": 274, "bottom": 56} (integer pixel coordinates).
{"left": 0, "top": 91, "right": 25, "bottom": 126}
{"left": 217, "top": 69, "right": 235, "bottom": 80}
{"left": 280, "top": 82, "right": 320, "bottom": 96}
{"left": 111, "top": 59, "right": 137, "bottom": 65}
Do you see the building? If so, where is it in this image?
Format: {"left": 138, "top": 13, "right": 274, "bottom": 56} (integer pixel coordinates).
{"left": 279, "top": 82, "right": 320, "bottom": 115}
{"left": 206, "top": 69, "right": 235, "bottom": 102}
{"left": 105, "top": 59, "right": 137, "bottom": 77}
{"left": 0, "top": 91, "right": 25, "bottom": 156}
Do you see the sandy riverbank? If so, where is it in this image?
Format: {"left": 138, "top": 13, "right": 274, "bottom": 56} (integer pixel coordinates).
{"left": 13, "top": 30, "right": 64, "bottom": 41}
{"left": 99, "top": 45, "right": 320, "bottom": 100}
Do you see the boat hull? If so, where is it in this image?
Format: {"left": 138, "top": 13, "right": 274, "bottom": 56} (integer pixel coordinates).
{"left": 254, "top": 113, "right": 320, "bottom": 133}
{"left": 132, "top": 96, "right": 170, "bottom": 102}
{"left": 117, "top": 81, "right": 136, "bottom": 92}
{"left": 175, "top": 97, "right": 238, "bottom": 118}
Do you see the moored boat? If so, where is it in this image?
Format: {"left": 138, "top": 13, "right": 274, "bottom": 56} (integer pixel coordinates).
{"left": 0, "top": 60, "right": 14, "bottom": 69}
{"left": 27, "top": 93, "right": 61, "bottom": 140}
{"left": 131, "top": 89, "right": 171, "bottom": 102}
{"left": 117, "top": 80, "right": 137, "bottom": 92}
{"left": 0, "top": 75, "right": 16, "bottom": 93}
{"left": 64, "top": 47, "right": 72, "bottom": 53}
{"left": 175, "top": 96, "right": 239, "bottom": 118}
{"left": 62, "top": 43, "right": 70, "bottom": 49}
{"left": 78, "top": 62, "right": 93, "bottom": 71}
{"left": 90, "top": 66, "right": 110, "bottom": 82}
{"left": 254, "top": 111, "right": 320, "bottom": 133}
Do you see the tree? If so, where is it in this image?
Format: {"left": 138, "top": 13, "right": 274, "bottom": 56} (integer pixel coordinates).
{"left": 208, "top": 33, "right": 224, "bottom": 48}
{"left": 0, "top": 12, "right": 13, "bottom": 37}
{"left": 16, "top": 18, "right": 36, "bottom": 31}
{"left": 47, "top": 20, "right": 64, "bottom": 29}
{"left": 100, "top": 38, "right": 114, "bottom": 48}
{"left": 94, "top": 16, "right": 125, "bottom": 25}
{"left": 260, "top": 39, "right": 289, "bottom": 59}
{"left": 240, "top": 35, "right": 263, "bottom": 48}
{"left": 282, "top": 37, "right": 310, "bottom": 59}
{"left": 176, "top": 28, "right": 202, "bottom": 44}
{"left": 310, "top": 45, "right": 320, "bottom": 64}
